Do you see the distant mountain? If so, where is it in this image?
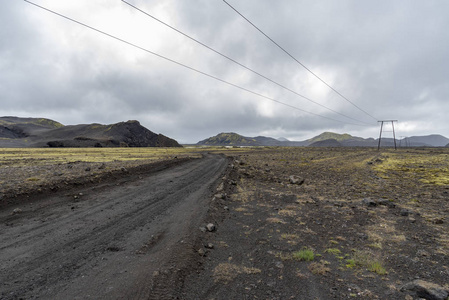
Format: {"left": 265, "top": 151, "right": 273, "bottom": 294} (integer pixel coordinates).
{"left": 0, "top": 116, "right": 64, "bottom": 138}
{"left": 197, "top": 132, "right": 260, "bottom": 146}
{"left": 308, "top": 139, "right": 342, "bottom": 147}
{"left": 197, "top": 131, "right": 449, "bottom": 148}
{"left": 0, "top": 117, "right": 181, "bottom": 148}
{"left": 404, "top": 135, "right": 449, "bottom": 147}
{"left": 253, "top": 136, "right": 286, "bottom": 146}
{"left": 307, "top": 132, "right": 366, "bottom": 144}
{"left": 277, "top": 137, "right": 290, "bottom": 142}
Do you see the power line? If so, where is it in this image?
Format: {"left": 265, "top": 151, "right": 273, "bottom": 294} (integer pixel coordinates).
{"left": 24, "top": 0, "right": 369, "bottom": 127}
{"left": 222, "top": 0, "right": 378, "bottom": 122}
{"left": 122, "top": 0, "right": 371, "bottom": 126}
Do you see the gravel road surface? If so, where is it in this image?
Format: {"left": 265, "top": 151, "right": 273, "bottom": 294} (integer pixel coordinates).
{"left": 0, "top": 154, "right": 229, "bottom": 299}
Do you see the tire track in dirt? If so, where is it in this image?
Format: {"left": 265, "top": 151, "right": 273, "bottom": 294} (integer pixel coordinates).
{"left": 0, "top": 154, "right": 229, "bottom": 300}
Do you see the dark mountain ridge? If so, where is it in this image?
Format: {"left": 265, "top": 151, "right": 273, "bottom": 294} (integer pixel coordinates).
{"left": 0, "top": 117, "right": 181, "bottom": 148}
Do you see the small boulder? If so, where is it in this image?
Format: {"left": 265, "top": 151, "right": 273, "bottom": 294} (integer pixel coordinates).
{"left": 289, "top": 175, "right": 305, "bottom": 185}
{"left": 12, "top": 208, "right": 23, "bottom": 215}
{"left": 216, "top": 182, "right": 224, "bottom": 192}
{"left": 401, "top": 280, "right": 449, "bottom": 300}
{"left": 400, "top": 209, "right": 411, "bottom": 216}
{"left": 433, "top": 218, "right": 444, "bottom": 225}
{"left": 198, "top": 248, "right": 206, "bottom": 256}
{"left": 377, "top": 199, "right": 396, "bottom": 208}
{"left": 362, "top": 198, "right": 377, "bottom": 207}
{"left": 214, "top": 193, "right": 225, "bottom": 200}
{"left": 206, "top": 223, "right": 216, "bottom": 232}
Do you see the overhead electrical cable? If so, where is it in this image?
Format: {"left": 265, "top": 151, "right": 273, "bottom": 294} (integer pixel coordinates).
{"left": 122, "top": 0, "right": 370, "bottom": 126}
{"left": 24, "top": 0, "right": 368, "bottom": 127}
{"left": 222, "top": 0, "right": 378, "bottom": 122}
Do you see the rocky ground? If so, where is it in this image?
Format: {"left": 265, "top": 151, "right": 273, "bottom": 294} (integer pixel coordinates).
{"left": 181, "top": 147, "right": 449, "bottom": 299}
{"left": 1, "top": 147, "right": 448, "bottom": 299}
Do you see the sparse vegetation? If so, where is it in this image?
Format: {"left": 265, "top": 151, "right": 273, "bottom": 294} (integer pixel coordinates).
{"left": 367, "top": 261, "right": 387, "bottom": 275}
{"left": 293, "top": 248, "right": 315, "bottom": 261}
{"left": 213, "top": 263, "right": 261, "bottom": 283}
{"left": 308, "top": 260, "right": 331, "bottom": 275}
{"left": 324, "top": 248, "right": 342, "bottom": 256}
{"left": 350, "top": 250, "right": 387, "bottom": 275}
{"left": 373, "top": 151, "right": 449, "bottom": 185}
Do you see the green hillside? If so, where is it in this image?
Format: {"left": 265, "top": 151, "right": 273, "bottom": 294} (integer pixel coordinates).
{"left": 307, "top": 132, "right": 363, "bottom": 143}
{"left": 197, "top": 132, "right": 259, "bottom": 146}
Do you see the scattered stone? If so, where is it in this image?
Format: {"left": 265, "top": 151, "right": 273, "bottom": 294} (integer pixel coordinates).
{"left": 377, "top": 199, "right": 396, "bottom": 208}
{"left": 416, "top": 249, "right": 429, "bottom": 257}
{"left": 214, "top": 193, "right": 225, "bottom": 200}
{"left": 121, "top": 167, "right": 128, "bottom": 173}
{"left": 433, "top": 218, "right": 444, "bottom": 225}
{"left": 199, "top": 226, "right": 207, "bottom": 233}
{"left": 106, "top": 246, "right": 120, "bottom": 252}
{"left": 401, "top": 280, "right": 449, "bottom": 300}
{"left": 224, "top": 206, "right": 229, "bottom": 211}
{"left": 228, "top": 180, "right": 237, "bottom": 186}
{"left": 12, "top": 208, "right": 22, "bottom": 215}
{"left": 197, "top": 248, "right": 206, "bottom": 256}
{"left": 216, "top": 182, "right": 224, "bottom": 192}
{"left": 275, "top": 261, "right": 284, "bottom": 269}
{"left": 348, "top": 284, "right": 362, "bottom": 293}
{"left": 205, "top": 243, "right": 214, "bottom": 249}
{"left": 400, "top": 209, "right": 411, "bottom": 216}
{"left": 206, "top": 223, "right": 216, "bottom": 232}
{"left": 362, "top": 198, "right": 377, "bottom": 207}
{"left": 356, "top": 233, "right": 368, "bottom": 240}
{"left": 289, "top": 175, "right": 305, "bottom": 185}
{"left": 85, "top": 167, "right": 91, "bottom": 172}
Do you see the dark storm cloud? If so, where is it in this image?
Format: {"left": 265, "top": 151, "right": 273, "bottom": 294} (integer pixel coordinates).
{"left": 1, "top": 0, "right": 449, "bottom": 143}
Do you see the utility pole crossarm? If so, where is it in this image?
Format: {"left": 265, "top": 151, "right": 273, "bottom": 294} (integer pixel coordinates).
{"left": 377, "top": 120, "right": 398, "bottom": 150}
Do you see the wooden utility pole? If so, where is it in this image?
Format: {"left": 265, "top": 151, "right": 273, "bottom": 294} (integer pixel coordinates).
{"left": 377, "top": 120, "right": 398, "bottom": 150}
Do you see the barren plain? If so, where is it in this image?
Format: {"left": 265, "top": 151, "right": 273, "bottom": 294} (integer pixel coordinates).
{"left": 1, "top": 147, "right": 449, "bottom": 299}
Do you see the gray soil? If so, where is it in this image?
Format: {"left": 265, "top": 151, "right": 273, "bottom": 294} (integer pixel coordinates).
{"left": 0, "top": 154, "right": 229, "bottom": 300}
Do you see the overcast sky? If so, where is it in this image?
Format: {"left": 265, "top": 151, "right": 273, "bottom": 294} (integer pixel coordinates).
{"left": 1, "top": 1, "right": 448, "bottom": 143}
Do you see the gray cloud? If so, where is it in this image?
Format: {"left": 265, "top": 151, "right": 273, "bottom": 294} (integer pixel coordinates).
{"left": 1, "top": 0, "right": 448, "bottom": 143}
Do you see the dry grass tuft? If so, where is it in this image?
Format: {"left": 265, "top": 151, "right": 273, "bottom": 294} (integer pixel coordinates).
{"left": 308, "top": 261, "right": 331, "bottom": 275}
{"left": 266, "top": 217, "right": 286, "bottom": 224}
{"left": 213, "top": 263, "right": 261, "bottom": 283}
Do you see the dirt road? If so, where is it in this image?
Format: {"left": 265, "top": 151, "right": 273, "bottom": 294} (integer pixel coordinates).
{"left": 0, "top": 154, "right": 229, "bottom": 300}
